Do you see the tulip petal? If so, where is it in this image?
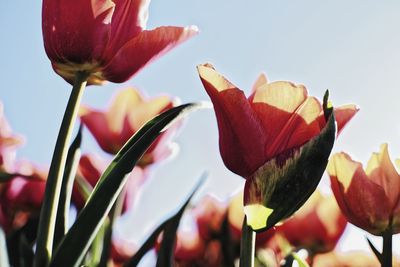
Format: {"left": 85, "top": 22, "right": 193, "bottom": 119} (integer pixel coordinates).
{"left": 334, "top": 104, "right": 359, "bottom": 135}
{"left": 103, "top": 26, "right": 198, "bottom": 83}
{"left": 251, "top": 82, "right": 321, "bottom": 159}
{"left": 107, "top": 88, "right": 143, "bottom": 133}
{"left": 271, "top": 96, "right": 322, "bottom": 157}
{"left": 42, "top": 0, "right": 114, "bottom": 64}
{"left": 328, "top": 152, "right": 391, "bottom": 235}
{"left": 365, "top": 144, "right": 400, "bottom": 211}
{"left": 251, "top": 73, "right": 268, "bottom": 93}
{"left": 244, "top": 103, "right": 336, "bottom": 232}
{"left": 80, "top": 109, "right": 127, "bottom": 154}
{"left": 108, "top": 0, "right": 151, "bottom": 53}
{"left": 197, "top": 64, "right": 267, "bottom": 177}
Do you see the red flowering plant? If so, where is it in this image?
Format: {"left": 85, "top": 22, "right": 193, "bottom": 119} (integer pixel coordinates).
{"left": 3, "top": 0, "right": 386, "bottom": 266}
{"left": 328, "top": 144, "right": 400, "bottom": 266}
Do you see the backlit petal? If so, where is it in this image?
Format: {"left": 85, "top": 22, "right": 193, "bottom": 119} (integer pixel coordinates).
{"left": 328, "top": 153, "right": 391, "bottom": 235}
{"left": 365, "top": 144, "right": 400, "bottom": 210}
{"left": 108, "top": 0, "right": 151, "bottom": 54}
{"left": 103, "top": 26, "right": 198, "bottom": 83}
{"left": 197, "top": 64, "right": 266, "bottom": 177}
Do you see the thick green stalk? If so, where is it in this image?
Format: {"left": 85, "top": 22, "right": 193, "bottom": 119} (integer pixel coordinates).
{"left": 34, "top": 72, "right": 88, "bottom": 267}
{"left": 239, "top": 217, "right": 256, "bottom": 267}
{"left": 382, "top": 230, "right": 392, "bottom": 267}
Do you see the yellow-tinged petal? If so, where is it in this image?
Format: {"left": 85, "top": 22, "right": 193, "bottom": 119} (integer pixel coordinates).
{"left": 327, "top": 153, "right": 360, "bottom": 192}
{"left": 128, "top": 95, "right": 171, "bottom": 129}
{"left": 107, "top": 88, "right": 143, "bottom": 133}
{"left": 396, "top": 159, "right": 400, "bottom": 171}
{"left": 251, "top": 73, "right": 268, "bottom": 92}
{"left": 244, "top": 204, "right": 273, "bottom": 231}
{"left": 252, "top": 81, "right": 307, "bottom": 113}
{"left": 365, "top": 143, "right": 400, "bottom": 209}
{"left": 197, "top": 64, "right": 237, "bottom": 92}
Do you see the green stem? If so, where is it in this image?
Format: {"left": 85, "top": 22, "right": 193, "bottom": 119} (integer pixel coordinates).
{"left": 239, "top": 216, "right": 256, "bottom": 267}
{"left": 98, "top": 186, "right": 126, "bottom": 267}
{"left": 34, "top": 72, "right": 88, "bottom": 267}
{"left": 382, "top": 230, "right": 392, "bottom": 267}
{"left": 53, "top": 126, "right": 82, "bottom": 250}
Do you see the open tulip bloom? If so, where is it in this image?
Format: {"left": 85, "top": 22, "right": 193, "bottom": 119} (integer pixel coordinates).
{"left": 42, "top": 0, "right": 198, "bottom": 84}
{"left": 197, "top": 63, "right": 358, "bottom": 233}
{"left": 328, "top": 144, "right": 400, "bottom": 266}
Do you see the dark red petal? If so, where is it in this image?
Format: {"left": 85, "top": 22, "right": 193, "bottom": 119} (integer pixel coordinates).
{"left": 317, "top": 104, "right": 359, "bottom": 135}
{"left": 42, "top": 0, "right": 114, "bottom": 64}
{"left": 107, "top": 0, "right": 151, "bottom": 54}
{"left": 197, "top": 64, "right": 267, "bottom": 177}
{"left": 328, "top": 153, "right": 391, "bottom": 235}
{"left": 102, "top": 26, "right": 198, "bottom": 83}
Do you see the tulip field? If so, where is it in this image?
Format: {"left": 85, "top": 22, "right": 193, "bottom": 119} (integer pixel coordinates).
{"left": 1, "top": 1, "right": 400, "bottom": 267}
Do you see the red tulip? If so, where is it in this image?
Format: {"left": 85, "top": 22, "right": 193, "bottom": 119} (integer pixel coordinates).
{"left": 0, "top": 102, "right": 23, "bottom": 172}
{"left": 80, "top": 88, "right": 177, "bottom": 166}
{"left": 73, "top": 153, "right": 146, "bottom": 212}
{"left": 193, "top": 195, "right": 227, "bottom": 240}
{"left": 42, "top": 0, "right": 198, "bottom": 84}
{"left": 0, "top": 162, "right": 47, "bottom": 232}
{"left": 328, "top": 144, "right": 400, "bottom": 235}
{"left": 276, "top": 191, "right": 347, "bottom": 254}
{"left": 174, "top": 216, "right": 206, "bottom": 261}
{"left": 197, "top": 64, "right": 358, "bottom": 231}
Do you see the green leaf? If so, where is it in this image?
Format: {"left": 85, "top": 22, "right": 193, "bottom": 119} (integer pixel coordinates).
{"left": 155, "top": 175, "right": 205, "bottom": 267}
{"left": 18, "top": 234, "right": 34, "bottom": 267}
{"left": 366, "top": 237, "right": 382, "bottom": 263}
{"left": 53, "top": 125, "right": 83, "bottom": 250}
{"left": 124, "top": 174, "right": 206, "bottom": 267}
{"left": 49, "top": 103, "right": 202, "bottom": 267}
{"left": 98, "top": 188, "right": 126, "bottom": 267}
{"left": 219, "top": 215, "right": 235, "bottom": 267}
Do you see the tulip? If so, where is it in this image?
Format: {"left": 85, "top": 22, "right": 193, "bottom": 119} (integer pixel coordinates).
{"left": 276, "top": 191, "right": 347, "bottom": 255}
{"left": 174, "top": 216, "right": 206, "bottom": 262}
{"left": 193, "top": 195, "right": 227, "bottom": 240}
{"left": 328, "top": 144, "right": 400, "bottom": 236}
{"left": 80, "top": 88, "right": 178, "bottom": 166}
{"left": 42, "top": 0, "right": 198, "bottom": 84}
{"left": 73, "top": 154, "right": 146, "bottom": 212}
{"left": 0, "top": 162, "right": 47, "bottom": 232}
{"left": 328, "top": 144, "right": 400, "bottom": 267}
{"left": 197, "top": 64, "right": 358, "bottom": 232}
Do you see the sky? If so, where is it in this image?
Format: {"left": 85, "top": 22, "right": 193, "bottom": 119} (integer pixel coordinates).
{"left": 2, "top": 0, "right": 400, "bottom": 262}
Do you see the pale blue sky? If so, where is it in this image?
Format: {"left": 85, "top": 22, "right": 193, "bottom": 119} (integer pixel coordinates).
{"left": 2, "top": 0, "right": 400, "bottom": 259}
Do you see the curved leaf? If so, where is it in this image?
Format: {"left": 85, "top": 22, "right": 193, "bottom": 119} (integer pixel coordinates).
{"left": 125, "top": 174, "right": 206, "bottom": 267}
{"left": 50, "top": 103, "right": 202, "bottom": 267}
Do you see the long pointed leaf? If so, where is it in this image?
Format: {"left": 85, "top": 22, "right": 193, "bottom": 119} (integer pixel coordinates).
{"left": 53, "top": 125, "right": 83, "bottom": 249}
{"left": 98, "top": 185, "right": 126, "bottom": 267}
{"left": 50, "top": 103, "right": 201, "bottom": 267}
{"left": 367, "top": 237, "right": 382, "bottom": 263}
{"left": 125, "top": 174, "right": 206, "bottom": 267}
